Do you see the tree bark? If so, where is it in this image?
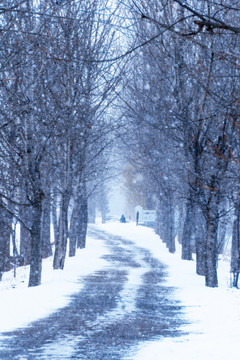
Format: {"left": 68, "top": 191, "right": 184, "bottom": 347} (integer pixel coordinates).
{"left": 69, "top": 200, "right": 79, "bottom": 257}
{"left": 157, "top": 195, "right": 168, "bottom": 245}
{"left": 176, "top": 205, "right": 185, "bottom": 244}
{"left": 196, "top": 208, "right": 206, "bottom": 276}
{"left": 181, "top": 200, "right": 194, "bottom": 260}
{"left": 231, "top": 202, "right": 240, "bottom": 287}
{"left": 0, "top": 207, "right": 12, "bottom": 280}
{"left": 53, "top": 193, "right": 70, "bottom": 270}
{"left": 77, "top": 195, "right": 88, "bottom": 249}
{"left": 51, "top": 189, "right": 59, "bottom": 247}
{"left": 41, "top": 193, "right": 52, "bottom": 258}
{"left": 205, "top": 211, "right": 218, "bottom": 287}
{"left": 28, "top": 199, "right": 43, "bottom": 287}
{"left": 20, "top": 205, "right": 32, "bottom": 266}
{"left": 196, "top": 237, "right": 206, "bottom": 276}
{"left": 165, "top": 192, "right": 175, "bottom": 253}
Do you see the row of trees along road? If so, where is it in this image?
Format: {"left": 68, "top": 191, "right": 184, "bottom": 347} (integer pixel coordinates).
{"left": 0, "top": 1, "right": 125, "bottom": 286}
{"left": 119, "top": 0, "right": 240, "bottom": 287}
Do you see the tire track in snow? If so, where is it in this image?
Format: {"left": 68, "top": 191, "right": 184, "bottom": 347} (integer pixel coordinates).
{"left": 0, "top": 227, "right": 185, "bottom": 360}
{"left": 84, "top": 249, "right": 150, "bottom": 331}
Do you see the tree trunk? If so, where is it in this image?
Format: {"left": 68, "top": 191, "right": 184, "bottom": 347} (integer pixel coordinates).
{"left": 69, "top": 200, "right": 78, "bottom": 257}
{"left": 176, "top": 205, "right": 185, "bottom": 244}
{"left": 53, "top": 193, "right": 69, "bottom": 270}
{"left": 205, "top": 211, "right": 218, "bottom": 287}
{"left": 218, "top": 219, "right": 228, "bottom": 255}
{"left": 0, "top": 207, "right": 12, "bottom": 280}
{"left": 231, "top": 203, "right": 240, "bottom": 287}
{"left": 41, "top": 194, "right": 52, "bottom": 258}
{"left": 196, "top": 236, "right": 206, "bottom": 276}
{"left": 51, "top": 189, "right": 59, "bottom": 246}
{"left": 28, "top": 200, "right": 43, "bottom": 287}
{"left": 69, "top": 189, "right": 89, "bottom": 255}
{"left": 20, "top": 208, "right": 32, "bottom": 265}
{"left": 77, "top": 195, "right": 88, "bottom": 249}
{"left": 196, "top": 208, "right": 206, "bottom": 276}
{"left": 181, "top": 201, "right": 194, "bottom": 260}
{"left": 165, "top": 193, "right": 175, "bottom": 253}
{"left": 157, "top": 195, "right": 168, "bottom": 245}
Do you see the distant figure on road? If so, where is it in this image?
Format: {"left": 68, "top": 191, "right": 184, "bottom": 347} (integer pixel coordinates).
{"left": 136, "top": 211, "right": 139, "bottom": 226}
{"left": 120, "top": 214, "right": 126, "bottom": 223}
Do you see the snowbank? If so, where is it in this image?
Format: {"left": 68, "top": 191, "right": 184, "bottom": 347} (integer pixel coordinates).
{"left": 0, "top": 234, "right": 109, "bottom": 333}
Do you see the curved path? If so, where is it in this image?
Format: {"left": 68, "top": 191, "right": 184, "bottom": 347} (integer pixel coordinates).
{"left": 0, "top": 227, "right": 186, "bottom": 359}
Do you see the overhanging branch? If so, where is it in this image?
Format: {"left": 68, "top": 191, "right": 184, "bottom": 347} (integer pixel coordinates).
{"left": 173, "top": 0, "right": 240, "bottom": 34}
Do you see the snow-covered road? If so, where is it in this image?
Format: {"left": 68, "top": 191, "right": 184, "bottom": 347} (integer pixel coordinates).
{"left": 1, "top": 221, "right": 240, "bottom": 359}
{"left": 0, "top": 227, "right": 185, "bottom": 359}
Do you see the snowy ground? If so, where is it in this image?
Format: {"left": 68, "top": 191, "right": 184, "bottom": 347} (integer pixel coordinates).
{"left": 0, "top": 233, "right": 110, "bottom": 334}
{"left": 0, "top": 221, "right": 240, "bottom": 359}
